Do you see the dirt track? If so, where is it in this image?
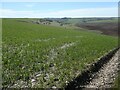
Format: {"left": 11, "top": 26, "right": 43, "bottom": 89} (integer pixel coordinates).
{"left": 65, "top": 48, "right": 119, "bottom": 89}
{"left": 84, "top": 49, "right": 119, "bottom": 88}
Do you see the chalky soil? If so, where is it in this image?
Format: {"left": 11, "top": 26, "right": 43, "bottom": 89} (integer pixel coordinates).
{"left": 85, "top": 49, "right": 119, "bottom": 88}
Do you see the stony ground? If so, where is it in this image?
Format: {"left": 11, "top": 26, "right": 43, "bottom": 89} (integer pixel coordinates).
{"left": 85, "top": 49, "right": 119, "bottom": 88}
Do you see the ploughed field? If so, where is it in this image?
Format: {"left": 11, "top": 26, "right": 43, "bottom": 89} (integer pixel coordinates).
{"left": 2, "top": 18, "right": 118, "bottom": 88}
{"left": 76, "top": 21, "right": 118, "bottom": 36}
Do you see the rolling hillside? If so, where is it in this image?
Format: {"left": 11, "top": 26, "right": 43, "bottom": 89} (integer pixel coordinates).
{"left": 2, "top": 18, "right": 118, "bottom": 88}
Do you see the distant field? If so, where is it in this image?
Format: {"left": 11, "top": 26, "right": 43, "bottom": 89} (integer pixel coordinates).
{"left": 20, "top": 18, "right": 118, "bottom": 36}
{"left": 76, "top": 21, "right": 118, "bottom": 36}
{"left": 2, "top": 18, "right": 118, "bottom": 88}
{"left": 45, "top": 17, "right": 118, "bottom": 25}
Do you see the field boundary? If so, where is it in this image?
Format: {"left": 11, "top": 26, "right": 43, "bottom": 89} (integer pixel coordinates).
{"left": 65, "top": 47, "right": 119, "bottom": 90}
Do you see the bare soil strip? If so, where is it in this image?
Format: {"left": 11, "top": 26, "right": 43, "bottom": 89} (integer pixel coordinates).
{"left": 85, "top": 49, "right": 119, "bottom": 88}
{"left": 65, "top": 48, "right": 119, "bottom": 90}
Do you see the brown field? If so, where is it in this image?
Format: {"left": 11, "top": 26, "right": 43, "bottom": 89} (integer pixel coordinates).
{"left": 76, "top": 22, "right": 118, "bottom": 36}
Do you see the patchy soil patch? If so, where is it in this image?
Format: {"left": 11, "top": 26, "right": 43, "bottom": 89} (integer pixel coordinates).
{"left": 30, "top": 42, "right": 76, "bottom": 88}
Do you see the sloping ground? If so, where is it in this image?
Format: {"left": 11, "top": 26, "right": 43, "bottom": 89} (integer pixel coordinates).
{"left": 2, "top": 19, "right": 118, "bottom": 88}
{"left": 76, "top": 22, "right": 118, "bottom": 36}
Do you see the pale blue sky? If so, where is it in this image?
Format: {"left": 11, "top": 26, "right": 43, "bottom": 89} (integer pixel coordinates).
{"left": 2, "top": 2, "right": 117, "bottom": 11}
{"left": 0, "top": 2, "right": 118, "bottom": 18}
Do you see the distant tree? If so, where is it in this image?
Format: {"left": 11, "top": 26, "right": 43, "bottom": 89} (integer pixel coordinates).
{"left": 36, "top": 22, "right": 40, "bottom": 24}
{"left": 61, "top": 17, "right": 68, "bottom": 19}
{"left": 60, "top": 23, "right": 63, "bottom": 26}
{"left": 83, "top": 20, "right": 87, "bottom": 23}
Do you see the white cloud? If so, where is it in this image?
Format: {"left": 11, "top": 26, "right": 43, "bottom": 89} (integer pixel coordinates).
{"left": 48, "top": 7, "right": 118, "bottom": 18}
{"left": 0, "top": 7, "right": 118, "bottom": 18}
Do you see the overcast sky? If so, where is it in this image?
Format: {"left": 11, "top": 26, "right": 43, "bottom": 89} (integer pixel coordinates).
{"left": 0, "top": 2, "right": 118, "bottom": 18}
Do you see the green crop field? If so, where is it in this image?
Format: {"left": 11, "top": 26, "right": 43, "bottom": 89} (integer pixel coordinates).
{"left": 113, "top": 72, "right": 120, "bottom": 89}
{"left": 2, "top": 18, "right": 118, "bottom": 88}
